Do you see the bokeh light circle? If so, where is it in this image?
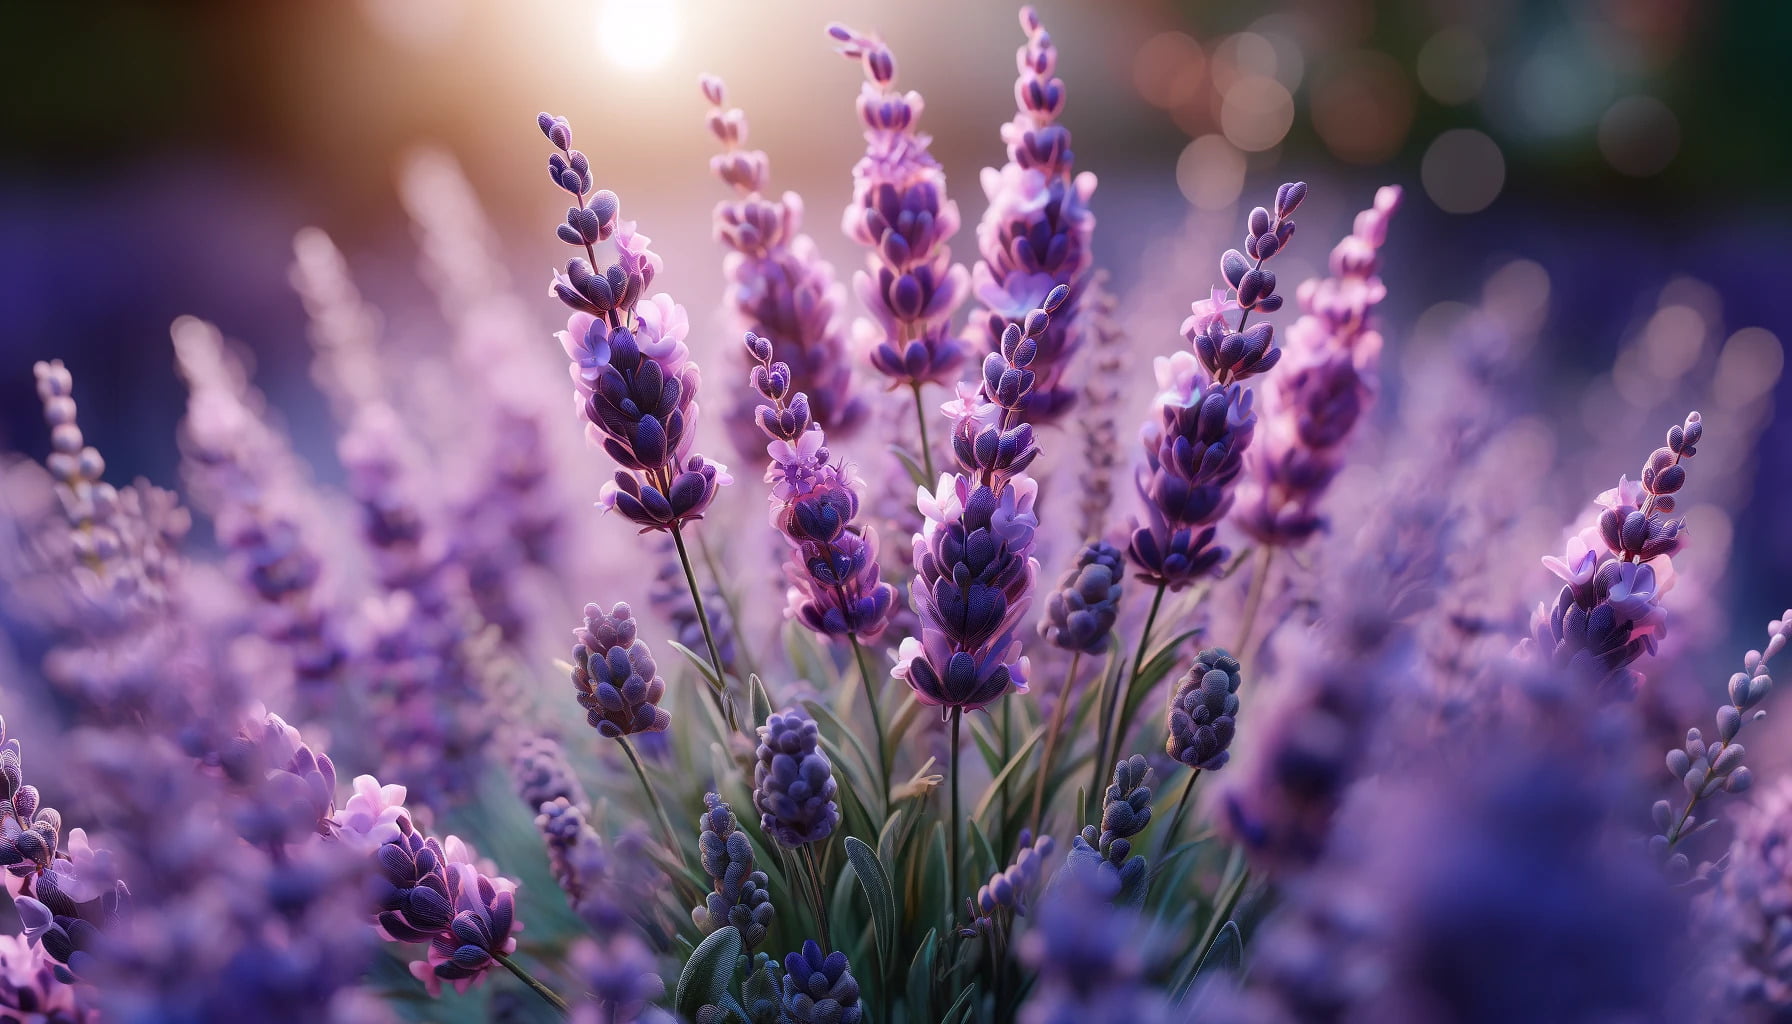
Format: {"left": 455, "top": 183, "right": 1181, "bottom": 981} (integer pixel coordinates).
{"left": 1177, "top": 134, "right": 1247, "bottom": 209}
{"left": 1220, "top": 75, "right": 1294, "bottom": 152}
{"left": 1311, "top": 50, "right": 1415, "bottom": 165}
{"left": 1598, "top": 96, "right": 1680, "bottom": 177}
{"left": 1421, "top": 129, "right": 1505, "bottom": 213}
{"left": 1134, "top": 32, "right": 1205, "bottom": 109}
{"left": 1416, "top": 28, "right": 1487, "bottom": 105}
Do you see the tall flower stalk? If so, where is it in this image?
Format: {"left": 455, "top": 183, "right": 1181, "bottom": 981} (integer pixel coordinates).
{"left": 700, "top": 74, "right": 866, "bottom": 460}
{"left": 830, "top": 22, "right": 970, "bottom": 479}
{"left": 535, "top": 112, "right": 736, "bottom": 726}
{"left": 969, "top": 6, "right": 1098, "bottom": 426}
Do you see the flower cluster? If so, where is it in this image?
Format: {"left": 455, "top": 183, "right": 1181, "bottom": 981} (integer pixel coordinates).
{"left": 968, "top": 7, "right": 1098, "bottom": 425}
{"left": 1018, "top": 881, "right": 1174, "bottom": 1024}
{"left": 1714, "top": 777, "right": 1792, "bottom": 1014}
{"left": 1037, "top": 539, "right": 1125, "bottom": 654}
{"left": 539, "top": 112, "right": 730, "bottom": 531}
{"left": 1528, "top": 411, "right": 1702, "bottom": 695}
{"left": 1165, "top": 647, "right": 1243, "bottom": 772}
{"left": 829, "top": 23, "right": 968, "bottom": 388}
{"left": 513, "top": 733, "right": 590, "bottom": 813}
{"left": 368, "top": 806, "right": 521, "bottom": 996}
{"left": 571, "top": 602, "right": 672, "bottom": 739}
{"left": 894, "top": 287, "right": 1066, "bottom": 712}
{"left": 1127, "top": 184, "right": 1305, "bottom": 591}
{"left": 961, "top": 829, "right": 1056, "bottom": 937}
{"left": 1064, "top": 754, "right": 1156, "bottom": 906}
{"left": 700, "top": 74, "right": 866, "bottom": 459}
{"left": 779, "top": 940, "right": 863, "bottom": 1024}
{"left": 693, "top": 792, "right": 775, "bottom": 950}
{"left": 745, "top": 331, "right": 898, "bottom": 639}
{"left": 1236, "top": 185, "right": 1402, "bottom": 546}
{"left": 753, "top": 708, "right": 840, "bottom": 848}
{"left": 569, "top": 931, "right": 668, "bottom": 1024}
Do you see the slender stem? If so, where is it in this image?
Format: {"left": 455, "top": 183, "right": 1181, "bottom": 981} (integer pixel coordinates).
{"left": 1130, "top": 583, "right": 1169, "bottom": 684}
{"left": 1235, "top": 546, "right": 1274, "bottom": 664}
{"left": 849, "top": 633, "right": 891, "bottom": 806}
{"left": 1094, "top": 584, "right": 1165, "bottom": 817}
{"left": 617, "top": 735, "right": 682, "bottom": 865}
{"left": 910, "top": 381, "right": 937, "bottom": 482}
{"left": 1032, "top": 651, "right": 1081, "bottom": 832}
{"left": 1192, "top": 861, "right": 1250, "bottom": 976}
{"left": 1089, "top": 657, "right": 1122, "bottom": 821}
{"left": 948, "top": 707, "right": 963, "bottom": 918}
{"left": 1158, "top": 768, "right": 1201, "bottom": 858}
{"left": 696, "top": 533, "right": 762, "bottom": 684}
{"left": 670, "top": 522, "right": 738, "bottom": 732}
{"left": 495, "top": 952, "right": 570, "bottom": 1015}
{"left": 999, "top": 696, "right": 1012, "bottom": 854}
{"left": 802, "top": 842, "right": 833, "bottom": 951}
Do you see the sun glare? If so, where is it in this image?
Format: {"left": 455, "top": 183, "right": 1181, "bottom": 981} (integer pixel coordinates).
{"left": 597, "top": 0, "right": 680, "bottom": 72}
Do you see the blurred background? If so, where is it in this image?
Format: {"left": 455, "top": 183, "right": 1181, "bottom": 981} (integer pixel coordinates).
{"left": 0, "top": 0, "right": 1785, "bottom": 662}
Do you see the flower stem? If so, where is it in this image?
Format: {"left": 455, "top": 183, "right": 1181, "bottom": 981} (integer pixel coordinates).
{"left": 1158, "top": 768, "right": 1201, "bottom": 858}
{"left": 697, "top": 533, "right": 762, "bottom": 685}
{"left": 670, "top": 521, "right": 738, "bottom": 732}
{"left": 1236, "top": 546, "right": 1274, "bottom": 664}
{"left": 910, "top": 381, "right": 937, "bottom": 482}
{"left": 617, "top": 735, "right": 682, "bottom": 867}
{"left": 494, "top": 952, "right": 570, "bottom": 1016}
{"left": 1094, "top": 584, "right": 1165, "bottom": 816}
{"left": 849, "top": 633, "right": 891, "bottom": 807}
{"left": 802, "top": 841, "right": 834, "bottom": 951}
{"left": 948, "top": 707, "right": 963, "bottom": 919}
{"left": 1031, "top": 651, "right": 1081, "bottom": 832}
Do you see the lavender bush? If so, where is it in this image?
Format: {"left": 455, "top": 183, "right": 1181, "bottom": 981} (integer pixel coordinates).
{"left": 0, "top": 6, "right": 1783, "bottom": 1023}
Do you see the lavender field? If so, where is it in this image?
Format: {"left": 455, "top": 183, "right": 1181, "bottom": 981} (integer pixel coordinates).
{"left": 0, "top": 1, "right": 1786, "bottom": 1021}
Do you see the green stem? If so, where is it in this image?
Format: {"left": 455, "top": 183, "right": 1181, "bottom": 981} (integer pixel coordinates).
{"left": 617, "top": 735, "right": 682, "bottom": 865}
{"left": 1158, "top": 768, "right": 1201, "bottom": 858}
{"left": 1130, "top": 582, "right": 1168, "bottom": 685}
{"left": 1235, "top": 546, "right": 1274, "bottom": 664}
{"left": 1093, "top": 584, "right": 1165, "bottom": 818}
{"left": 910, "top": 381, "right": 937, "bottom": 481}
{"left": 494, "top": 951, "right": 570, "bottom": 1015}
{"left": 799, "top": 842, "right": 834, "bottom": 951}
{"left": 849, "top": 633, "right": 891, "bottom": 806}
{"left": 948, "top": 707, "right": 963, "bottom": 919}
{"left": 670, "top": 522, "right": 738, "bottom": 732}
{"left": 999, "top": 696, "right": 1012, "bottom": 855}
{"left": 696, "top": 533, "right": 762, "bottom": 685}
{"left": 1032, "top": 651, "right": 1081, "bottom": 832}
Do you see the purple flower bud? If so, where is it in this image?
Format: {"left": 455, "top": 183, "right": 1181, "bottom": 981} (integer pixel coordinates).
{"left": 752, "top": 708, "right": 840, "bottom": 848}
{"left": 571, "top": 603, "right": 671, "bottom": 739}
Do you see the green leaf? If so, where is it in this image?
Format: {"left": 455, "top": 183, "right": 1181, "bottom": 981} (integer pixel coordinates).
{"left": 969, "top": 717, "right": 1003, "bottom": 776}
{"left": 749, "top": 674, "right": 773, "bottom": 730}
{"left": 675, "top": 925, "right": 742, "bottom": 1020}
{"left": 668, "top": 639, "right": 724, "bottom": 688}
{"left": 1190, "top": 920, "right": 1242, "bottom": 989}
{"left": 803, "top": 699, "right": 879, "bottom": 800}
{"left": 887, "top": 443, "right": 931, "bottom": 490}
{"left": 877, "top": 808, "right": 905, "bottom": 869}
{"left": 969, "top": 819, "right": 999, "bottom": 883}
{"left": 844, "top": 837, "right": 899, "bottom": 978}
{"left": 906, "top": 929, "right": 938, "bottom": 1022}
{"left": 941, "top": 982, "right": 978, "bottom": 1024}
{"left": 970, "top": 723, "right": 1045, "bottom": 824}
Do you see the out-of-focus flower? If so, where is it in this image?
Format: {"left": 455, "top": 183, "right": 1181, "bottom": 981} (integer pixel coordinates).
{"left": 829, "top": 23, "right": 968, "bottom": 388}
{"left": 961, "top": 829, "right": 1056, "bottom": 937}
{"left": 512, "top": 734, "right": 589, "bottom": 814}
{"left": 335, "top": 775, "right": 409, "bottom": 853}
{"left": 1713, "top": 776, "right": 1792, "bottom": 1015}
{"left": 895, "top": 289, "right": 1066, "bottom": 712}
{"left": 1236, "top": 186, "right": 1402, "bottom": 546}
{"left": 969, "top": 7, "right": 1098, "bottom": 425}
{"left": 538, "top": 112, "right": 730, "bottom": 532}
{"left": 1063, "top": 755, "right": 1155, "bottom": 906}
{"left": 693, "top": 792, "right": 775, "bottom": 951}
{"left": 1525, "top": 412, "right": 1702, "bottom": 696}
{"left": 0, "top": 933, "right": 89, "bottom": 1022}
{"left": 1037, "top": 540, "right": 1124, "bottom": 654}
{"left": 571, "top": 602, "right": 672, "bottom": 739}
{"left": 569, "top": 931, "right": 668, "bottom": 1024}
{"left": 700, "top": 74, "right": 865, "bottom": 460}
{"left": 1165, "top": 648, "right": 1243, "bottom": 772}
{"left": 752, "top": 709, "right": 840, "bottom": 848}
{"left": 779, "top": 940, "right": 863, "bottom": 1024}
{"left": 1018, "top": 879, "right": 1175, "bottom": 1024}
{"left": 745, "top": 332, "right": 898, "bottom": 639}
{"left": 649, "top": 536, "right": 740, "bottom": 677}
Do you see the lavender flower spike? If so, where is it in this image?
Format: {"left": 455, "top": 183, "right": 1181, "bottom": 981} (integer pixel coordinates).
{"left": 1062, "top": 754, "right": 1155, "bottom": 906}
{"left": 779, "top": 940, "right": 863, "bottom": 1024}
{"left": 1126, "top": 183, "right": 1305, "bottom": 590}
{"left": 371, "top": 814, "right": 521, "bottom": 997}
{"left": 961, "top": 829, "right": 1056, "bottom": 937}
{"left": 693, "top": 792, "right": 775, "bottom": 950}
{"left": 701, "top": 74, "right": 865, "bottom": 460}
{"left": 745, "top": 331, "right": 898, "bottom": 639}
{"left": 538, "top": 112, "right": 731, "bottom": 532}
{"left": 1526, "top": 410, "right": 1702, "bottom": 696}
{"left": 894, "top": 287, "right": 1067, "bottom": 713}
{"left": 969, "top": 7, "right": 1099, "bottom": 425}
{"left": 829, "top": 23, "right": 969, "bottom": 388}
{"left": 571, "top": 602, "right": 672, "bottom": 739}
{"left": 1236, "top": 185, "right": 1402, "bottom": 545}
{"left": 753, "top": 708, "right": 840, "bottom": 848}
{"left": 1037, "top": 539, "right": 1124, "bottom": 655}
{"left": 1165, "top": 647, "right": 1243, "bottom": 771}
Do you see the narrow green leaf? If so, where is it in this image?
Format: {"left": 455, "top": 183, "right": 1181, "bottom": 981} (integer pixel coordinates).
{"left": 675, "top": 925, "right": 742, "bottom": 1020}
{"left": 907, "top": 929, "right": 938, "bottom": 1022}
{"left": 667, "top": 639, "right": 724, "bottom": 688}
{"left": 844, "top": 837, "right": 899, "bottom": 978}
{"left": 1126, "top": 626, "right": 1203, "bottom": 726}
{"left": 803, "top": 699, "right": 879, "bottom": 798}
{"left": 887, "top": 443, "right": 931, "bottom": 490}
{"left": 970, "top": 724, "right": 1045, "bottom": 824}
{"left": 941, "top": 982, "right": 978, "bottom": 1024}
{"left": 1190, "top": 920, "right": 1242, "bottom": 989}
{"left": 969, "top": 819, "right": 1000, "bottom": 884}
{"left": 749, "top": 674, "right": 773, "bottom": 730}
{"left": 969, "top": 717, "right": 1003, "bottom": 776}
{"left": 877, "top": 808, "right": 905, "bottom": 870}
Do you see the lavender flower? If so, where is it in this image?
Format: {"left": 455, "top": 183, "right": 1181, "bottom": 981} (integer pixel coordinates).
{"left": 968, "top": 7, "right": 1098, "bottom": 425}
{"left": 961, "top": 829, "right": 1056, "bottom": 937}
{"left": 1235, "top": 186, "right": 1402, "bottom": 546}
{"left": 1063, "top": 754, "right": 1155, "bottom": 906}
{"left": 371, "top": 812, "right": 520, "bottom": 997}
{"left": 1527, "top": 411, "right": 1702, "bottom": 696}
{"left": 1037, "top": 540, "right": 1124, "bottom": 654}
{"left": 894, "top": 288, "right": 1066, "bottom": 713}
{"left": 539, "top": 112, "right": 731, "bottom": 531}
{"left": 569, "top": 931, "right": 668, "bottom": 1024}
{"left": 0, "top": 934, "right": 88, "bottom": 1021}
{"left": 1127, "top": 183, "right": 1305, "bottom": 590}
{"left": 1713, "top": 776, "right": 1792, "bottom": 1014}
{"left": 1074, "top": 275, "right": 1124, "bottom": 541}
{"left": 829, "top": 24, "right": 968, "bottom": 388}
{"left": 1, "top": 717, "right": 64, "bottom": 900}
{"left": 571, "top": 602, "right": 672, "bottom": 739}
{"left": 700, "top": 74, "right": 865, "bottom": 459}
{"left": 745, "top": 332, "right": 898, "bottom": 639}
{"left": 1017, "top": 880, "right": 1175, "bottom": 1024}
{"left": 1166, "top": 648, "right": 1243, "bottom": 772}
{"left": 753, "top": 708, "right": 840, "bottom": 848}
{"left": 779, "top": 940, "right": 862, "bottom": 1024}
{"left": 513, "top": 733, "right": 589, "bottom": 814}
{"left": 533, "top": 797, "right": 631, "bottom": 937}
{"left": 693, "top": 792, "right": 775, "bottom": 950}
{"left": 219, "top": 707, "right": 340, "bottom": 849}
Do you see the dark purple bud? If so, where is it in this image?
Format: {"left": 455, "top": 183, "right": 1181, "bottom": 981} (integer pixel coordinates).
{"left": 1222, "top": 249, "right": 1249, "bottom": 288}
